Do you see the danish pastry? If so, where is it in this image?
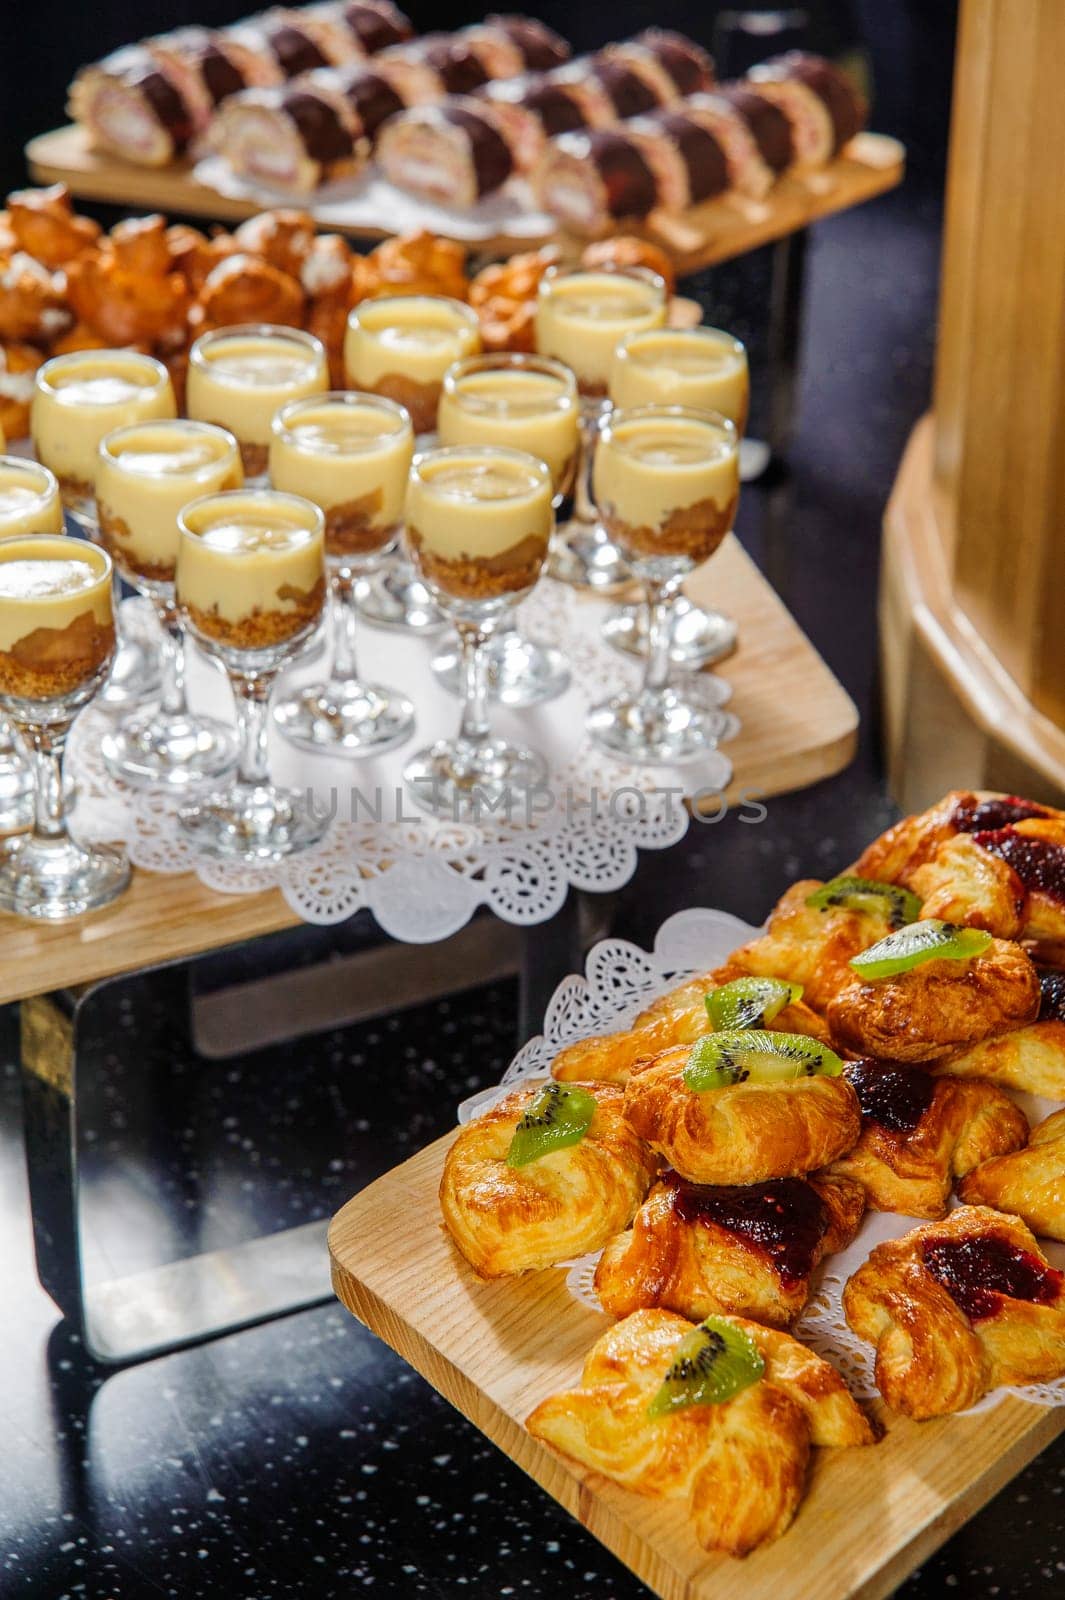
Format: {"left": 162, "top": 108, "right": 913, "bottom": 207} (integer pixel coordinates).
{"left": 843, "top": 1205, "right": 1065, "bottom": 1417}
{"left": 827, "top": 1060, "right": 1028, "bottom": 1218}
{"left": 439, "top": 1081, "right": 659, "bottom": 1278}
{"left": 526, "top": 1307, "right": 876, "bottom": 1557}
{"left": 595, "top": 1170, "right": 864, "bottom": 1326}
{"left": 934, "top": 969, "right": 1065, "bottom": 1096}
{"left": 957, "top": 1109, "right": 1065, "bottom": 1241}
{"left": 622, "top": 1040, "right": 861, "bottom": 1185}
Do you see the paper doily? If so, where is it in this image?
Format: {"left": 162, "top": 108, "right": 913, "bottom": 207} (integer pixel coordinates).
{"left": 460, "top": 906, "right": 1065, "bottom": 1415}
{"left": 66, "top": 590, "right": 739, "bottom": 941}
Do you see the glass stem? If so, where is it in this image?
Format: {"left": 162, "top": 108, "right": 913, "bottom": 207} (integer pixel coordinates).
{"left": 574, "top": 400, "right": 609, "bottom": 525}
{"left": 27, "top": 727, "right": 69, "bottom": 844}
{"left": 112, "top": 571, "right": 126, "bottom": 639}
{"left": 643, "top": 575, "right": 681, "bottom": 696}
{"left": 331, "top": 569, "right": 360, "bottom": 684}
{"left": 232, "top": 672, "right": 274, "bottom": 788}
{"left": 456, "top": 619, "right": 491, "bottom": 753}
{"left": 156, "top": 601, "right": 187, "bottom": 719}
{"left": 0, "top": 716, "right": 15, "bottom": 756}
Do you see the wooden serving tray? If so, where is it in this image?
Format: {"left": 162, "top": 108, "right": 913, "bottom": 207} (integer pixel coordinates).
{"left": 329, "top": 1131, "right": 1065, "bottom": 1600}
{"left": 25, "top": 126, "right": 904, "bottom": 272}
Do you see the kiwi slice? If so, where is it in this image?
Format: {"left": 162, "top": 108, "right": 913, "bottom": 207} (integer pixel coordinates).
{"left": 806, "top": 874, "right": 921, "bottom": 929}
{"left": 705, "top": 975, "right": 803, "bottom": 1031}
{"left": 505, "top": 1082, "right": 597, "bottom": 1168}
{"left": 683, "top": 1029, "right": 844, "bottom": 1092}
{"left": 849, "top": 919, "right": 992, "bottom": 980}
{"left": 646, "top": 1316, "right": 765, "bottom": 1418}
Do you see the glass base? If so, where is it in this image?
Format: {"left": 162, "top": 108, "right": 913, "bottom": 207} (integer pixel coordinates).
{"left": 100, "top": 708, "right": 239, "bottom": 790}
{"left": 0, "top": 832, "right": 130, "bottom": 922}
{"left": 178, "top": 780, "right": 329, "bottom": 863}
{"left": 431, "top": 629, "right": 571, "bottom": 707}
{"left": 602, "top": 597, "right": 739, "bottom": 671}
{"left": 274, "top": 678, "right": 415, "bottom": 757}
{"left": 356, "top": 563, "right": 444, "bottom": 633}
{"left": 99, "top": 632, "right": 162, "bottom": 711}
{"left": 548, "top": 521, "right": 632, "bottom": 592}
{"left": 0, "top": 749, "right": 34, "bottom": 834}
{"left": 404, "top": 737, "right": 547, "bottom": 819}
{"left": 586, "top": 685, "right": 734, "bottom": 765}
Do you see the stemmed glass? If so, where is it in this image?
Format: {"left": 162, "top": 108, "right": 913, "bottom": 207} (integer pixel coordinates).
{"left": 344, "top": 294, "right": 481, "bottom": 633}
{"left": 0, "top": 457, "right": 64, "bottom": 832}
{"left": 0, "top": 534, "right": 130, "bottom": 920}
{"left": 604, "top": 326, "right": 750, "bottom": 670}
{"left": 402, "top": 446, "right": 554, "bottom": 818}
{"left": 269, "top": 392, "right": 416, "bottom": 755}
{"left": 433, "top": 352, "right": 579, "bottom": 706}
{"left": 31, "top": 348, "right": 176, "bottom": 709}
{"left": 535, "top": 264, "right": 667, "bottom": 592}
{"left": 587, "top": 405, "right": 740, "bottom": 764}
{"left": 95, "top": 420, "right": 243, "bottom": 788}
{"left": 186, "top": 324, "right": 330, "bottom": 482}
{"left": 175, "top": 488, "right": 329, "bottom": 862}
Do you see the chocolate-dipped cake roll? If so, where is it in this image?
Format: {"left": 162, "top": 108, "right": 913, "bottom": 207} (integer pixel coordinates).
{"left": 326, "top": 62, "right": 409, "bottom": 139}
{"left": 746, "top": 51, "right": 867, "bottom": 167}
{"left": 376, "top": 99, "right": 516, "bottom": 206}
{"left": 68, "top": 44, "right": 201, "bottom": 165}
{"left": 209, "top": 76, "right": 363, "bottom": 192}
{"left": 479, "top": 68, "right": 617, "bottom": 170}
{"left": 377, "top": 33, "right": 494, "bottom": 100}
{"left": 585, "top": 58, "right": 665, "bottom": 119}
{"left": 228, "top": 9, "right": 350, "bottom": 79}
{"left": 631, "top": 28, "right": 716, "bottom": 96}
{"left": 684, "top": 84, "right": 793, "bottom": 197}
{"left": 462, "top": 15, "right": 570, "bottom": 77}
{"left": 625, "top": 109, "right": 729, "bottom": 211}
{"left": 335, "top": 0, "right": 413, "bottom": 54}
{"left": 149, "top": 26, "right": 279, "bottom": 118}
{"left": 534, "top": 127, "right": 661, "bottom": 232}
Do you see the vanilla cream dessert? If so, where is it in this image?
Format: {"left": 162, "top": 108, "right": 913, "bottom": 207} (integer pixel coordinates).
{"left": 0, "top": 458, "right": 64, "bottom": 537}
{"left": 437, "top": 357, "right": 579, "bottom": 496}
{"left": 96, "top": 422, "right": 243, "bottom": 586}
{"left": 31, "top": 352, "right": 176, "bottom": 499}
{"left": 269, "top": 394, "right": 414, "bottom": 559}
{"left": 592, "top": 406, "right": 740, "bottom": 567}
{"left": 406, "top": 447, "right": 553, "bottom": 604}
{"left": 186, "top": 328, "right": 329, "bottom": 477}
{"left": 0, "top": 535, "right": 115, "bottom": 701}
{"left": 535, "top": 268, "right": 667, "bottom": 396}
{"left": 177, "top": 490, "right": 326, "bottom": 651}
{"left": 344, "top": 296, "right": 481, "bottom": 434}
{"left": 610, "top": 328, "right": 750, "bottom": 433}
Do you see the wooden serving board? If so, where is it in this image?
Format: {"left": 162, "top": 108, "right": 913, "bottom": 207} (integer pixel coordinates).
{"left": 329, "top": 1130, "right": 1065, "bottom": 1600}
{"left": 26, "top": 126, "right": 904, "bottom": 272}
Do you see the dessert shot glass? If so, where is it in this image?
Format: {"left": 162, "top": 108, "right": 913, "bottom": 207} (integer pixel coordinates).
{"left": 0, "top": 535, "right": 130, "bottom": 920}
{"left": 402, "top": 446, "right": 554, "bottom": 819}
{"left": 31, "top": 348, "right": 176, "bottom": 709}
{"left": 269, "top": 392, "right": 416, "bottom": 756}
{"left": 535, "top": 263, "right": 667, "bottom": 592}
{"left": 95, "top": 420, "right": 243, "bottom": 788}
{"left": 344, "top": 294, "right": 481, "bottom": 633}
{"left": 587, "top": 404, "right": 740, "bottom": 764}
{"left": 605, "top": 326, "right": 750, "bottom": 670}
{"left": 0, "top": 457, "right": 64, "bottom": 833}
{"left": 175, "top": 489, "right": 328, "bottom": 862}
{"left": 186, "top": 324, "right": 329, "bottom": 482}
{"left": 433, "top": 352, "right": 579, "bottom": 707}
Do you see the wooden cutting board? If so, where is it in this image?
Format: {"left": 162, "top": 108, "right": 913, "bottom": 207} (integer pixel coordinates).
{"left": 329, "top": 1130, "right": 1065, "bottom": 1600}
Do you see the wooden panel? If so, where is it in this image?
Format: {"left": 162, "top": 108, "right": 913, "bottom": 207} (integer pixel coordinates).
{"left": 329, "top": 1130, "right": 1065, "bottom": 1600}
{"left": 26, "top": 125, "right": 904, "bottom": 275}
{"left": 0, "top": 537, "right": 856, "bottom": 1005}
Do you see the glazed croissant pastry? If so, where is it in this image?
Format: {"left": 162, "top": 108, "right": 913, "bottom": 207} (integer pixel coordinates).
{"left": 595, "top": 1170, "right": 864, "bottom": 1326}
{"left": 725, "top": 879, "right": 901, "bottom": 1013}
{"left": 958, "top": 1109, "right": 1065, "bottom": 1241}
{"left": 622, "top": 1042, "right": 861, "bottom": 1185}
{"left": 934, "top": 970, "right": 1065, "bottom": 1097}
{"left": 526, "top": 1308, "right": 877, "bottom": 1557}
{"left": 827, "top": 1060, "right": 1028, "bottom": 1219}
{"left": 439, "top": 1081, "right": 659, "bottom": 1278}
{"left": 843, "top": 1205, "right": 1065, "bottom": 1418}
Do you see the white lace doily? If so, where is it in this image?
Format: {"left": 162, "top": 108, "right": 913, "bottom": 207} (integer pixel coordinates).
{"left": 66, "top": 592, "right": 738, "bottom": 940}
{"left": 460, "top": 906, "right": 1065, "bottom": 1415}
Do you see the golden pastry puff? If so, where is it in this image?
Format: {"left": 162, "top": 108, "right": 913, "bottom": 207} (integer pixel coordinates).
{"left": 595, "top": 1170, "right": 865, "bottom": 1327}
{"left": 935, "top": 970, "right": 1065, "bottom": 1097}
{"left": 958, "top": 1109, "right": 1065, "bottom": 1242}
{"left": 724, "top": 879, "right": 900, "bottom": 1013}
{"left": 827, "top": 1060, "right": 1028, "bottom": 1219}
{"left": 438, "top": 1081, "right": 659, "bottom": 1278}
{"left": 526, "top": 1308, "right": 877, "bottom": 1558}
{"left": 622, "top": 1043, "right": 861, "bottom": 1186}
{"left": 843, "top": 1205, "right": 1065, "bottom": 1418}
{"left": 826, "top": 935, "right": 1040, "bottom": 1064}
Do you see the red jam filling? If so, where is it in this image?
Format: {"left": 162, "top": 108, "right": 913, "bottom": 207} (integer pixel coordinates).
{"left": 921, "top": 1233, "right": 1063, "bottom": 1322}
{"left": 972, "top": 828, "right": 1065, "bottom": 906}
{"left": 846, "top": 1059, "right": 936, "bottom": 1133}
{"left": 669, "top": 1174, "right": 828, "bottom": 1288}
{"left": 1039, "top": 970, "right": 1065, "bottom": 1022}
{"left": 953, "top": 795, "right": 1052, "bottom": 832}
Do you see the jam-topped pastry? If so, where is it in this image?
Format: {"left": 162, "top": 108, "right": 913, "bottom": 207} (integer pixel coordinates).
{"left": 526, "top": 1308, "right": 877, "bottom": 1558}
{"left": 595, "top": 1170, "right": 864, "bottom": 1327}
{"left": 959, "top": 1108, "right": 1065, "bottom": 1242}
{"left": 933, "top": 966, "right": 1065, "bottom": 1097}
{"left": 439, "top": 1081, "right": 659, "bottom": 1278}
{"left": 827, "top": 1060, "right": 1028, "bottom": 1219}
{"left": 843, "top": 1206, "right": 1065, "bottom": 1418}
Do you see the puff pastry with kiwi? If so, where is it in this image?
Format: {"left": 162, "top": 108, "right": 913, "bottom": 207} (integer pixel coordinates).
{"left": 526, "top": 1308, "right": 877, "bottom": 1557}
{"left": 958, "top": 1109, "right": 1065, "bottom": 1241}
{"left": 843, "top": 1205, "right": 1065, "bottom": 1418}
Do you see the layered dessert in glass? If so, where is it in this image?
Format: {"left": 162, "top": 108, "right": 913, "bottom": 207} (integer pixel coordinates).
{"left": 343, "top": 294, "right": 481, "bottom": 434}
{"left": 186, "top": 325, "right": 329, "bottom": 478}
